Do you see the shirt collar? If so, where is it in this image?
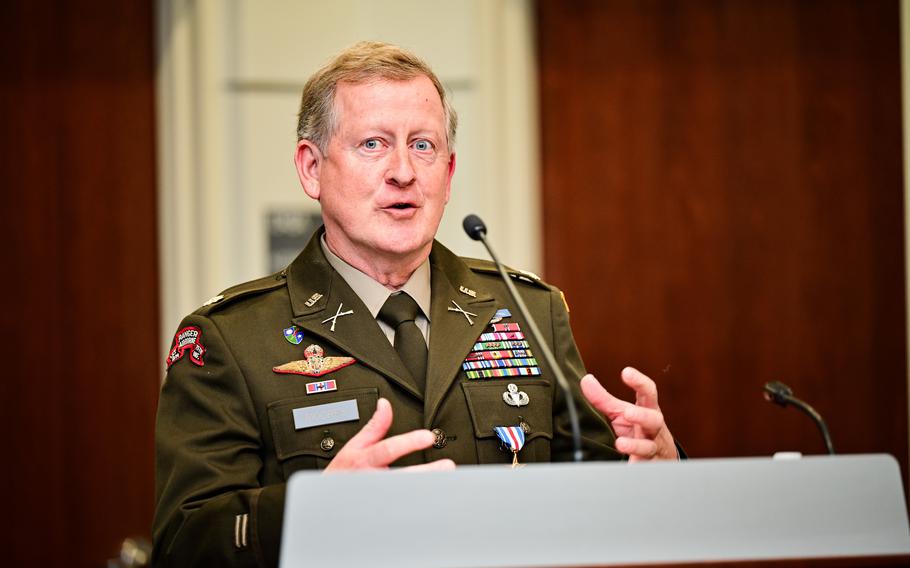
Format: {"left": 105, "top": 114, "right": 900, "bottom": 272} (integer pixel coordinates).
{"left": 320, "top": 234, "right": 432, "bottom": 321}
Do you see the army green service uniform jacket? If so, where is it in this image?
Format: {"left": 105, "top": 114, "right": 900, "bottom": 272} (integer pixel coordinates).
{"left": 153, "top": 231, "right": 621, "bottom": 567}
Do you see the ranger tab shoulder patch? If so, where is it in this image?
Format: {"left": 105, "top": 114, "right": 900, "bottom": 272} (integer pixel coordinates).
{"left": 167, "top": 326, "right": 206, "bottom": 369}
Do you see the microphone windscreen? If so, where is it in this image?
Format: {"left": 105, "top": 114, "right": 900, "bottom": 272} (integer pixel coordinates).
{"left": 763, "top": 381, "right": 793, "bottom": 406}
{"left": 462, "top": 214, "right": 487, "bottom": 241}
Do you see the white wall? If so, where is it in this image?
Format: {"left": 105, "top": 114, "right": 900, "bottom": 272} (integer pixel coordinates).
{"left": 156, "top": 0, "right": 541, "bottom": 354}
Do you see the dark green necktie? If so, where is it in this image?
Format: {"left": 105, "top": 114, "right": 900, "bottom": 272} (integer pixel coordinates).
{"left": 378, "top": 292, "right": 427, "bottom": 391}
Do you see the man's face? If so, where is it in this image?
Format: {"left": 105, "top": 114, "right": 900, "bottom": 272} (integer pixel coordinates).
{"left": 296, "top": 76, "right": 456, "bottom": 266}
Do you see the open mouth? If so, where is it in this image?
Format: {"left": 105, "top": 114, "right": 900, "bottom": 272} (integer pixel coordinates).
{"left": 388, "top": 203, "right": 415, "bottom": 210}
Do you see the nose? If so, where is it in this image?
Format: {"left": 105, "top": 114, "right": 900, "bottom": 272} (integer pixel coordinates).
{"left": 386, "top": 144, "right": 416, "bottom": 188}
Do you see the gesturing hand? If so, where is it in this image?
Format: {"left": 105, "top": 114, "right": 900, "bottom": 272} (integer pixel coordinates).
{"left": 324, "top": 398, "right": 456, "bottom": 472}
{"left": 580, "top": 367, "right": 678, "bottom": 462}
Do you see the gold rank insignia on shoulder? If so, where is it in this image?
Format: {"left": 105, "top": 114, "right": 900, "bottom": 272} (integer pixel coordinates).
{"left": 273, "top": 344, "right": 355, "bottom": 377}
{"left": 203, "top": 294, "right": 224, "bottom": 306}
{"left": 516, "top": 268, "right": 540, "bottom": 281}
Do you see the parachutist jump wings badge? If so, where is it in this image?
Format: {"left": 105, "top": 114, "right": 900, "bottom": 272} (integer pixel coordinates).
{"left": 273, "top": 344, "right": 355, "bottom": 377}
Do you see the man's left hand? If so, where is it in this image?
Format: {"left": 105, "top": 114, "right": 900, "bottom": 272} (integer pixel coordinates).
{"left": 580, "top": 367, "right": 678, "bottom": 462}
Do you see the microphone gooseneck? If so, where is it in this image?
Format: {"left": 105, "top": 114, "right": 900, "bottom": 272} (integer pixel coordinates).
{"left": 763, "top": 381, "right": 835, "bottom": 455}
{"left": 463, "top": 214, "right": 584, "bottom": 462}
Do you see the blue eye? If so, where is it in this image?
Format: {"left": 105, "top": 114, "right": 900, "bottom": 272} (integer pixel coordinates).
{"left": 363, "top": 139, "right": 380, "bottom": 150}
{"left": 414, "top": 140, "right": 432, "bottom": 151}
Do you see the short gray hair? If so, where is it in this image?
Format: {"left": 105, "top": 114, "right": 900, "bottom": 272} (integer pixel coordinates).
{"left": 296, "top": 41, "right": 457, "bottom": 153}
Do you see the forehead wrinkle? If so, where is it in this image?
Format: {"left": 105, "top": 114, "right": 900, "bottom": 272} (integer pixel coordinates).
{"left": 332, "top": 78, "right": 446, "bottom": 140}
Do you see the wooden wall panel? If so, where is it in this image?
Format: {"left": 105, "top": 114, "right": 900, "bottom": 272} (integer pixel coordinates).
{"left": 0, "top": 1, "right": 159, "bottom": 566}
{"left": 538, "top": 0, "right": 907, "bottom": 473}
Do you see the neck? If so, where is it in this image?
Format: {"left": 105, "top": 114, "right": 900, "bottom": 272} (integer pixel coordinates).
{"left": 324, "top": 232, "right": 430, "bottom": 290}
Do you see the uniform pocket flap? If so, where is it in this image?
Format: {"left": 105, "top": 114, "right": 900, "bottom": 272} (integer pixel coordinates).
{"left": 267, "top": 388, "right": 378, "bottom": 460}
{"left": 461, "top": 380, "right": 553, "bottom": 441}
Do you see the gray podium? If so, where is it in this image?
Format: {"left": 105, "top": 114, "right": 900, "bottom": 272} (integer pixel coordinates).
{"left": 279, "top": 454, "right": 910, "bottom": 567}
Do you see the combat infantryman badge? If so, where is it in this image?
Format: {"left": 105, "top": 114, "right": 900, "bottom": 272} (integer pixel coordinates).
{"left": 167, "top": 326, "right": 206, "bottom": 369}
{"left": 273, "top": 344, "right": 356, "bottom": 377}
{"left": 489, "top": 308, "right": 511, "bottom": 324}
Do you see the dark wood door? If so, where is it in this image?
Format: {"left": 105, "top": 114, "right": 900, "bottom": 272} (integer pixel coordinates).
{"left": 538, "top": 0, "right": 907, "bottom": 477}
{"left": 0, "top": 2, "right": 159, "bottom": 565}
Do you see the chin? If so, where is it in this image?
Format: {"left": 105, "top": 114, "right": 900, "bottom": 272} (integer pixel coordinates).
{"left": 372, "top": 228, "right": 434, "bottom": 258}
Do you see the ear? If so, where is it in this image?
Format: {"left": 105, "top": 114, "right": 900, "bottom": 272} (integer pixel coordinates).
{"left": 443, "top": 152, "right": 456, "bottom": 204}
{"left": 294, "top": 139, "right": 323, "bottom": 200}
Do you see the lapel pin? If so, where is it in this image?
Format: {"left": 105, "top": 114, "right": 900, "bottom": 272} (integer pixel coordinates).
{"left": 305, "top": 292, "right": 324, "bottom": 308}
{"left": 321, "top": 302, "right": 354, "bottom": 332}
{"left": 447, "top": 300, "right": 478, "bottom": 326}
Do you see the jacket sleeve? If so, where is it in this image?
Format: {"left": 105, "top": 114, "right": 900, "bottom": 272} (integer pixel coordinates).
{"left": 547, "top": 287, "right": 625, "bottom": 462}
{"left": 153, "top": 314, "right": 284, "bottom": 567}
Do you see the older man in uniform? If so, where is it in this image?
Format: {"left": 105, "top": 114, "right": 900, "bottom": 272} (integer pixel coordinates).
{"left": 153, "top": 41, "right": 679, "bottom": 567}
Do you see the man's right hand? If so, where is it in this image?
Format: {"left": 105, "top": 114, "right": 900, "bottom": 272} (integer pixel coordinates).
{"left": 324, "top": 397, "right": 456, "bottom": 472}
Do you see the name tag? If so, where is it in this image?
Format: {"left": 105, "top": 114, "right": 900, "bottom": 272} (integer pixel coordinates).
{"left": 293, "top": 399, "right": 360, "bottom": 430}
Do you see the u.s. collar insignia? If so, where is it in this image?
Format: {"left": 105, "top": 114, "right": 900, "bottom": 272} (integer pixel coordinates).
{"left": 283, "top": 325, "right": 304, "bottom": 345}
{"left": 273, "top": 344, "right": 356, "bottom": 377}
{"left": 459, "top": 285, "right": 477, "bottom": 298}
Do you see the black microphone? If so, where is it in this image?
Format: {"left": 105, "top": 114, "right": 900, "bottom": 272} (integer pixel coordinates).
{"left": 463, "top": 214, "right": 584, "bottom": 462}
{"left": 763, "top": 381, "right": 835, "bottom": 455}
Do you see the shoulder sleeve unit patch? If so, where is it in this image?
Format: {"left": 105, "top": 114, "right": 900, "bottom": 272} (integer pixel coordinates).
{"left": 166, "top": 326, "right": 206, "bottom": 369}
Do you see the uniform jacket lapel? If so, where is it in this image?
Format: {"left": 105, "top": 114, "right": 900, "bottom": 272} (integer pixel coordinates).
{"left": 285, "top": 232, "right": 423, "bottom": 399}
{"left": 424, "top": 243, "right": 497, "bottom": 426}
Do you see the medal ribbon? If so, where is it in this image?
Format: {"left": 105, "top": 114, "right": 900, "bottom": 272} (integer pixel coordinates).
{"left": 494, "top": 426, "right": 526, "bottom": 453}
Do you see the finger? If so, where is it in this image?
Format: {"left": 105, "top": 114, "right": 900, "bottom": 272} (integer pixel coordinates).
{"left": 622, "top": 405, "right": 666, "bottom": 437}
{"left": 401, "top": 459, "right": 456, "bottom": 472}
{"left": 615, "top": 436, "right": 658, "bottom": 459}
{"left": 344, "top": 398, "right": 394, "bottom": 450}
{"left": 622, "top": 367, "right": 659, "bottom": 409}
{"left": 366, "top": 428, "right": 435, "bottom": 467}
{"left": 580, "top": 374, "right": 633, "bottom": 419}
